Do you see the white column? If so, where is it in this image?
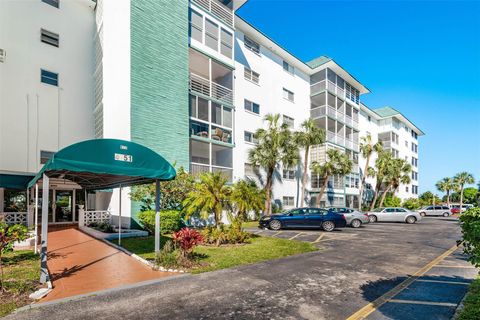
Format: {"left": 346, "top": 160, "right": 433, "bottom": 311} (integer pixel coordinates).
{"left": 72, "top": 189, "right": 76, "bottom": 222}
{"left": 34, "top": 184, "right": 38, "bottom": 254}
{"left": 155, "top": 180, "right": 161, "bottom": 254}
{"left": 40, "top": 174, "right": 50, "bottom": 284}
{"left": 52, "top": 189, "right": 56, "bottom": 223}
{"left": 118, "top": 186, "right": 122, "bottom": 246}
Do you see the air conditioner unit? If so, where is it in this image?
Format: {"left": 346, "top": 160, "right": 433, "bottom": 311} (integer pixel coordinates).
{"left": 0, "top": 49, "right": 5, "bottom": 63}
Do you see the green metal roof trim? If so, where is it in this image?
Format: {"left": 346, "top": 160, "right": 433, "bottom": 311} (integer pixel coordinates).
{"left": 306, "top": 56, "right": 332, "bottom": 69}
{"left": 372, "top": 106, "right": 401, "bottom": 118}
{"left": 0, "top": 173, "right": 35, "bottom": 190}
{"left": 28, "top": 139, "right": 176, "bottom": 189}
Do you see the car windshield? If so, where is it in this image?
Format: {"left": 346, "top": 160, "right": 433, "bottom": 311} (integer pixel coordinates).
{"left": 372, "top": 208, "right": 384, "bottom": 212}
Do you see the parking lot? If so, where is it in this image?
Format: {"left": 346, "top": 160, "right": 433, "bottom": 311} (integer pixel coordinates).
{"left": 7, "top": 216, "right": 477, "bottom": 320}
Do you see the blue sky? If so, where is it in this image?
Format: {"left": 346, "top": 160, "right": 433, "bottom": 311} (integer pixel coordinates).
{"left": 237, "top": 0, "right": 480, "bottom": 195}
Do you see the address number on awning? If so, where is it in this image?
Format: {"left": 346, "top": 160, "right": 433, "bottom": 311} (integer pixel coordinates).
{"left": 115, "top": 153, "right": 133, "bottom": 163}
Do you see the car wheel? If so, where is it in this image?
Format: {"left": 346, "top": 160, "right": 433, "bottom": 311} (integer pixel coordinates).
{"left": 351, "top": 219, "right": 362, "bottom": 228}
{"left": 420, "top": 212, "right": 426, "bottom": 217}
{"left": 369, "top": 215, "right": 377, "bottom": 223}
{"left": 443, "top": 212, "right": 449, "bottom": 217}
{"left": 322, "top": 221, "right": 335, "bottom": 232}
{"left": 269, "top": 220, "right": 282, "bottom": 231}
{"left": 406, "top": 216, "right": 417, "bottom": 224}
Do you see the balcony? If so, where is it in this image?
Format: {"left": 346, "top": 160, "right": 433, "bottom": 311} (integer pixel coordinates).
{"left": 191, "top": 0, "right": 233, "bottom": 28}
{"left": 189, "top": 72, "right": 234, "bottom": 105}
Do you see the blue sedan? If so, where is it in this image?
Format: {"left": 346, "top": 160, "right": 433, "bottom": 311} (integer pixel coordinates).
{"left": 258, "top": 207, "right": 347, "bottom": 232}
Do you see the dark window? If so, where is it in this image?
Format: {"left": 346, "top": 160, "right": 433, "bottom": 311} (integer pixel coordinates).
{"left": 40, "top": 150, "right": 55, "bottom": 164}
{"left": 386, "top": 208, "right": 395, "bottom": 213}
{"left": 41, "top": 69, "right": 58, "bottom": 86}
{"left": 289, "top": 208, "right": 304, "bottom": 215}
{"left": 396, "top": 208, "right": 407, "bottom": 212}
{"left": 42, "top": 0, "right": 59, "bottom": 8}
{"left": 41, "top": 29, "right": 59, "bottom": 47}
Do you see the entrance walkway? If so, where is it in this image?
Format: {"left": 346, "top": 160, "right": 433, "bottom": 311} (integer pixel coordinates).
{"left": 42, "top": 227, "right": 174, "bottom": 302}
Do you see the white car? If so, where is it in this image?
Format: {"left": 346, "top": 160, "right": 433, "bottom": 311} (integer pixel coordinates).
{"left": 417, "top": 206, "right": 450, "bottom": 217}
{"left": 367, "top": 207, "right": 422, "bottom": 224}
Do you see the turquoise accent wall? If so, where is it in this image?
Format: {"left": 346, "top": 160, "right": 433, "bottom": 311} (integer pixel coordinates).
{"left": 130, "top": 0, "right": 189, "bottom": 227}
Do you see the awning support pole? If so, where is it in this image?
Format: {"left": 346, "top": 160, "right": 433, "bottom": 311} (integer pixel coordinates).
{"left": 118, "top": 186, "right": 122, "bottom": 246}
{"left": 155, "top": 180, "right": 161, "bottom": 254}
{"left": 34, "top": 184, "right": 38, "bottom": 254}
{"left": 40, "top": 174, "right": 50, "bottom": 284}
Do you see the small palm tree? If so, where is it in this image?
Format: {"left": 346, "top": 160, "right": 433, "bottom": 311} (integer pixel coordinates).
{"left": 435, "top": 177, "right": 456, "bottom": 207}
{"left": 311, "top": 149, "right": 353, "bottom": 208}
{"left": 369, "top": 150, "right": 393, "bottom": 211}
{"left": 454, "top": 172, "right": 475, "bottom": 212}
{"left": 249, "top": 113, "right": 299, "bottom": 215}
{"left": 182, "top": 172, "right": 231, "bottom": 228}
{"left": 294, "top": 119, "right": 325, "bottom": 207}
{"left": 230, "top": 179, "right": 265, "bottom": 225}
{"left": 378, "top": 158, "right": 412, "bottom": 207}
{"left": 358, "top": 134, "right": 383, "bottom": 210}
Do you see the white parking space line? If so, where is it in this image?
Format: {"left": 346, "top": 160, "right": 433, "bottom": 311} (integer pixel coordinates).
{"left": 388, "top": 299, "right": 457, "bottom": 307}
{"left": 288, "top": 232, "right": 304, "bottom": 240}
{"left": 272, "top": 231, "right": 283, "bottom": 237}
{"left": 432, "top": 265, "right": 476, "bottom": 269}
{"left": 416, "top": 279, "right": 471, "bottom": 285}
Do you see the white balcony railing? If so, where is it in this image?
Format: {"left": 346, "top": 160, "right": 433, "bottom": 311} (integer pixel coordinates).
{"left": 310, "top": 80, "right": 326, "bottom": 95}
{"left": 190, "top": 163, "right": 210, "bottom": 176}
{"left": 189, "top": 73, "right": 234, "bottom": 105}
{"left": 310, "top": 106, "right": 326, "bottom": 118}
{"left": 192, "top": 0, "right": 233, "bottom": 28}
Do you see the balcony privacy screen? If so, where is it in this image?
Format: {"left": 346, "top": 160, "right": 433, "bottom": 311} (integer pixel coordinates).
{"left": 28, "top": 139, "right": 176, "bottom": 190}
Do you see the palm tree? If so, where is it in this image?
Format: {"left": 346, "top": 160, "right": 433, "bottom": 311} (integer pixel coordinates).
{"left": 182, "top": 172, "right": 231, "bottom": 228}
{"left": 310, "top": 149, "right": 353, "bottom": 208}
{"left": 294, "top": 119, "right": 325, "bottom": 207}
{"left": 378, "top": 158, "right": 412, "bottom": 207}
{"left": 454, "top": 172, "right": 475, "bottom": 212}
{"left": 249, "top": 113, "right": 299, "bottom": 215}
{"left": 358, "top": 134, "right": 383, "bottom": 210}
{"left": 230, "top": 179, "right": 265, "bottom": 225}
{"left": 435, "top": 177, "right": 456, "bottom": 207}
{"left": 369, "top": 150, "right": 393, "bottom": 211}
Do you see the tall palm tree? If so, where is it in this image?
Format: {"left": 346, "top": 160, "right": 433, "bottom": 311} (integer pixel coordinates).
{"left": 358, "top": 134, "right": 383, "bottom": 210}
{"left": 182, "top": 172, "right": 231, "bottom": 228}
{"left": 230, "top": 179, "right": 265, "bottom": 224}
{"left": 435, "top": 177, "right": 455, "bottom": 207}
{"left": 454, "top": 172, "right": 475, "bottom": 212}
{"left": 378, "top": 158, "right": 412, "bottom": 207}
{"left": 249, "top": 113, "right": 299, "bottom": 215}
{"left": 311, "top": 149, "right": 353, "bottom": 208}
{"left": 294, "top": 119, "right": 325, "bottom": 207}
{"left": 369, "top": 150, "right": 393, "bottom": 211}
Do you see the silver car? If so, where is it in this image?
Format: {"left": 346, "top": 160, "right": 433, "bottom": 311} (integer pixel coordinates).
{"left": 367, "top": 207, "right": 422, "bottom": 224}
{"left": 328, "top": 207, "right": 370, "bottom": 228}
{"left": 417, "top": 205, "right": 450, "bottom": 217}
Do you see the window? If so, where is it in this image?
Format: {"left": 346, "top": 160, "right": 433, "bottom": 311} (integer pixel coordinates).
{"left": 283, "top": 88, "right": 294, "bottom": 102}
{"left": 411, "top": 131, "right": 418, "bottom": 139}
{"left": 41, "top": 29, "right": 59, "bottom": 47}
{"left": 244, "top": 35, "right": 260, "bottom": 54}
{"left": 244, "top": 99, "right": 260, "bottom": 114}
{"left": 189, "top": 9, "right": 203, "bottom": 43}
{"left": 212, "top": 144, "right": 232, "bottom": 168}
{"left": 411, "top": 171, "right": 418, "bottom": 181}
{"left": 345, "top": 83, "right": 360, "bottom": 104}
{"left": 220, "top": 28, "right": 233, "bottom": 58}
{"left": 405, "top": 141, "right": 408, "bottom": 148}
{"left": 406, "top": 186, "right": 409, "bottom": 192}
{"left": 42, "top": 0, "right": 59, "bottom": 8}
{"left": 282, "top": 168, "right": 295, "bottom": 180}
{"left": 412, "top": 185, "right": 418, "bottom": 195}
{"left": 244, "top": 67, "right": 260, "bottom": 84}
{"left": 244, "top": 163, "right": 259, "bottom": 177}
{"left": 283, "top": 61, "right": 294, "bottom": 75}
{"left": 283, "top": 196, "right": 295, "bottom": 207}
{"left": 190, "top": 95, "right": 209, "bottom": 121}
{"left": 244, "top": 131, "right": 257, "bottom": 144}
{"left": 40, "top": 150, "right": 55, "bottom": 164}
{"left": 396, "top": 208, "right": 407, "bottom": 213}
{"left": 41, "top": 69, "right": 58, "bottom": 86}
{"left": 190, "top": 140, "right": 210, "bottom": 165}
{"left": 368, "top": 116, "right": 371, "bottom": 122}
{"left": 205, "top": 19, "right": 218, "bottom": 51}
{"left": 411, "top": 157, "right": 418, "bottom": 167}
{"left": 411, "top": 143, "right": 418, "bottom": 153}
{"left": 282, "top": 115, "right": 294, "bottom": 128}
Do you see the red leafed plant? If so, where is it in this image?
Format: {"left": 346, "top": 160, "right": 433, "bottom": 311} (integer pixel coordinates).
{"left": 172, "top": 228, "right": 203, "bottom": 258}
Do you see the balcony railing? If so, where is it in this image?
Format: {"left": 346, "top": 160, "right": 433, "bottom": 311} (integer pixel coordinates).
{"left": 189, "top": 73, "right": 234, "bottom": 105}
{"left": 310, "top": 106, "right": 326, "bottom": 118}
{"left": 310, "top": 80, "right": 326, "bottom": 95}
{"left": 192, "top": 0, "right": 233, "bottom": 28}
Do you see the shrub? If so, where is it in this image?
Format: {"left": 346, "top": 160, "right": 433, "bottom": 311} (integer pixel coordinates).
{"left": 0, "top": 223, "right": 28, "bottom": 290}
{"left": 88, "top": 221, "right": 115, "bottom": 233}
{"left": 383, "top": 193, "right": 401, "bottom": 207}
{"left": 200, "top": 225, "right": 250, "bottom": 246}
{"left": 460, "top": 207, "right": 480, "bottom": 268}
{"left": 155, "top": 240, "right": 179, "bottom": 268}
{"left": 138, "top": 210, "right": 183, "bottom": 235}
{"left": 172, "top": 228, "right": 203, "bottom": 258}
{"left": 403, "top": 198, "right": 422, "bottom": 210}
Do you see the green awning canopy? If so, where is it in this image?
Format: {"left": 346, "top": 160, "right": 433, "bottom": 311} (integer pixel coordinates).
{"left": 28, "top": 139, "right": 176, "bottom": 189}
{"left": 0, "top": 173, "right": 35, "bottom": 189}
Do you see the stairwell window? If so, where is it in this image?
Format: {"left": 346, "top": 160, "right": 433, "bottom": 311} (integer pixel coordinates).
{"left": 283, "top": 61, "right": 294, "bottom": 75}
{"left": 244, "top": 99, "right": 260, "bottom": 114}
{"left": 189, "top": 9, "right": 203, "bottom": 43}
{"left": 283, "top": 88, "right": 294, "bottom": 102}
{"left": 42, "top": 0, "right": 59, "bottom": 8}
{"left": 244, "top": 35, "right": 260, "bottom": 54}
{"left": 220, "top": 28, "right": 233, "bottom": 59}
{"left": 40, "top": 150, "right": 55, "bottom": 164}
{"left": 205, "top": 19, "right": 218, "bottom": 51}
{"left": 41, "top": 29, "right": 59, "bottom": 47}
{"left": 244, "top": 67, "right": 260, "bottom": 84}
{"left": 282, "top": 169, "right": 295, "bottom": 180}
{"left": 41, "top": 69, "right": 58, "bottom": 86}
{"left": 244, "top": 131, "right": 257, "bottom": 144}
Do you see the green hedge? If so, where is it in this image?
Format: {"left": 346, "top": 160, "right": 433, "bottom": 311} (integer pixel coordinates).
{"left": 138, "top": 210, "right": 183, "bottom": 235}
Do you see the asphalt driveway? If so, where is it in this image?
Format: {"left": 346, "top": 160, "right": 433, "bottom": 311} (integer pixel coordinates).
{"left": 7, "top": 217, "right": 477, "bottom": 320}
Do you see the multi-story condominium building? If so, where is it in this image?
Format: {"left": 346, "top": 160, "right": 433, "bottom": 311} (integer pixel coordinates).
{"left": 0, "top": 0, "right": 423, "bottom": 228}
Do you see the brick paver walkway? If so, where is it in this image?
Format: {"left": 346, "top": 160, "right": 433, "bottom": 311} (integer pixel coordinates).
{"left": 42, "top": 227, "right": 174, "bottom": 302}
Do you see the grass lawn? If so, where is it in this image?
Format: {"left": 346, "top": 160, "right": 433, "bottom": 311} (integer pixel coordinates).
{"left": 114, "top": 234, "right": 317, "bottom": 274}
{"left": 241, "top": 220, "right": 260, "bottom": 229}
{"left": 457, "top": 276, "right": 480, "bottom": 320}
{"left": 0, "top": 250, "right": 40, "bottom": 317}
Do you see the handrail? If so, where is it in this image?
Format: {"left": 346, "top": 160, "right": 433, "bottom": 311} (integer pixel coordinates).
{"left": 192, "top": 0, "right": 233, "bottom": 28}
